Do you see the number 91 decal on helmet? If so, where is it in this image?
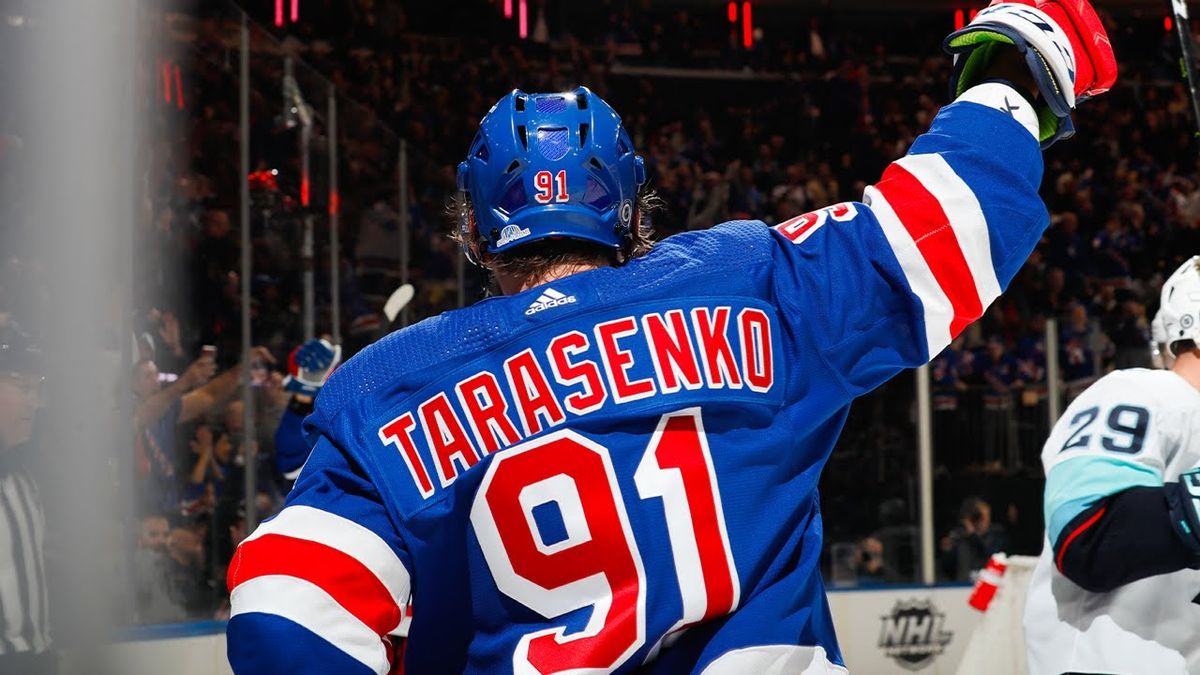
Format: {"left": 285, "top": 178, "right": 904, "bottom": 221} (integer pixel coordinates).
{"left": 456, "top": 87, "right": 647, "bottom": 265}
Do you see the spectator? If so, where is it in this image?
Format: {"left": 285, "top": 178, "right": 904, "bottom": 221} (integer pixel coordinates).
{"left": 980, "top": 338, "right": 1018, "bottom": 466}
{"left": 153, "top": 526, "right": 220, "bottom": 621}
{"left": 182, "top": 425, "right": 234, "bottom": 517}
{"left": 138, "top": 515, "right": 169, "bottom": 553}
{"left": 930, "top": 338, "right": 967, "bottom": 471}
{"left": 1105, "top": 293, "right": 1152, "bottom": 369}
{"left": 132, "top": 346, "right": 275, "bottom": 516}
{"left": 939, "top": 497, "right": 1009, "bottom": 581}
{"left": 134, "top": 515, "right": 186, "bottom": 624}
{"left": 854, "top": 536, "right": 897, "bottom": 585}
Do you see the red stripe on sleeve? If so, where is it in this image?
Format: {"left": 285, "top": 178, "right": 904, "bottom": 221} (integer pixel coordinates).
{"left": 875, "top": 163, "right": 983, "bottom": 337}
{"left": 229, "top": 533, "right": 401, "bottom": 635}
{"left": 1055, "top": 506, "right": 1107, "bottom": 573}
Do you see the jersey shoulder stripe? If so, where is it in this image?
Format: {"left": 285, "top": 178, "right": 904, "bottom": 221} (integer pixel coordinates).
{"left": 239, "top": 505, "right": 411, "bottom": 609}
{"left": 1044, "top": 454, "right": 1162, "bottom": 544}
{"left": 230, "top": 578, "right": 389, "bottom": 674}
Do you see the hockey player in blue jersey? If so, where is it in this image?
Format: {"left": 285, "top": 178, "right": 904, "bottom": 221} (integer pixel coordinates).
{"left": 227, "top": 2, "right": 1116, "bottom": 673}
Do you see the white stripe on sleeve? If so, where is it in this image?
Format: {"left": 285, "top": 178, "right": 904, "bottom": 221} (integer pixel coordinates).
{"left": 894, "top": 153, "right": 1003, "bottom": 307}
{"left": 863, "top": 185, "right": 954, "bottom": 356}
{"left": 242, "top": 505, "right": 410, "bottom": 605}
{"left": 231, "top": 575, "right": 390, "bottom": 675}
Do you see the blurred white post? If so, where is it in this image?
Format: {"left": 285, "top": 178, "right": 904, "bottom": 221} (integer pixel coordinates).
{"left": 399, "top": 139, "right": 411, "bottom": 326}
{"left": 1046, "top": 317, "right": 1062, "bottom": 425}
{"left": 27, "top": 0, "right": 140, "bottom": 647}
{"left": 328, "top": 87, "right": 340, "bottom": 344}
{"left": 916, "top": 364, "right": 935, "bottom": 585}
{"left": 241, "top": 17, "right": 258, "bottom": 533}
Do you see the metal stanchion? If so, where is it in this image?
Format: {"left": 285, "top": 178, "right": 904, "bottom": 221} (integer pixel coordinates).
{"left": 917, "top": 364, "right": 935, "bottom": 585}
{"left": 329, "top": 88, "right": 340, "bottom": 343}
{"left": 1046, "top": 317, "right": 1062, "bottom": 426}
{"left": 399, "top": 139, "right": 411, "bottom": 326}
{"left": 240, "top": 16, "right": 258, "bottom": 532}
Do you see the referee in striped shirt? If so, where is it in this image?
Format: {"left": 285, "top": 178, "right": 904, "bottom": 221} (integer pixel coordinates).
{"left": 0, "top": 329, "right": 53, "bottom": 675}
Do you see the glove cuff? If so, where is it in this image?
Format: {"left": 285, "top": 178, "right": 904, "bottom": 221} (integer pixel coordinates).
{"left": 945, "top": 3, "right": 1080, "bottom": 116}
{"left": 955, "top": 81, "right": 1040, "bottom": 139}
{"left": 283, "top": 374, "right": 323, "bottom": 397}
{"left": 1166, "top": 474, "right": 1200, "bottom": 556}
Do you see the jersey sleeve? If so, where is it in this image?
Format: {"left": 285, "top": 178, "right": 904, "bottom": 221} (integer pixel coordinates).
{"left": 227, "top": 433, "right": 412, "bottom": 675}
{"left": 274, "top": 404, "right": 313, "bottom": 480}
{"left": 768, "top": 82, "right": 1047, "bottom": 397}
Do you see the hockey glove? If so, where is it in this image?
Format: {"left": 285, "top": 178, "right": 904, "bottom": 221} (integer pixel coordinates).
{"left": 944, "top": 0, "right": 1116, "bottom": 148}
{"left": 283, "top": 338, "right": 342, "bottom": 396}
{"left": 1165, "top": 468, "right": 1200, "bottom": 556}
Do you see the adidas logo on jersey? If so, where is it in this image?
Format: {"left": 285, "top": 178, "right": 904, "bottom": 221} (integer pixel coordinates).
{"left": 525, "top": 288, "right": 577, "bottom": 315}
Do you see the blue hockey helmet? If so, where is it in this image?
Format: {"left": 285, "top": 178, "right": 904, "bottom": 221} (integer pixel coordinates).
{"left": 456, "top": 87, "right": 646, "bottom": 261}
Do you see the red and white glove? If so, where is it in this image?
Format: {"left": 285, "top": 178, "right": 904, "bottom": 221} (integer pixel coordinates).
{"left": 945, "top": 0, "right": 1117, "bottom": 147}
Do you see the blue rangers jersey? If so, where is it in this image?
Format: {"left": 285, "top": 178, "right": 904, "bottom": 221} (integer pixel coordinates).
{"left": 227, "top": 83, "right": 1048, "bottom": 675}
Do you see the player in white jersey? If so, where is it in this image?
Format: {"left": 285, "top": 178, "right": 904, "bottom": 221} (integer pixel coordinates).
{"left": 1024, "top": 256, "right": 1200, "bottom": 674}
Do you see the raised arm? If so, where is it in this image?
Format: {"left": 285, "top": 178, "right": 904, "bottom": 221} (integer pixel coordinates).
{"left": 180, "top": 346, "right": 276, "bottom": 424}
{"left": 770, "top": 78, "right": 1045, "bottom": 396}
{"left": 768, "top": 0, "right": 1114, "bottom": 397}
{"left": 134, "top": 356, "right": 213, "bottom": 431}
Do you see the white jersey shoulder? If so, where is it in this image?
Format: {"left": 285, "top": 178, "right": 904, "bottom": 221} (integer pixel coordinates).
{"left": 1041, "top": 368, "right": 1200, "bottom": 477}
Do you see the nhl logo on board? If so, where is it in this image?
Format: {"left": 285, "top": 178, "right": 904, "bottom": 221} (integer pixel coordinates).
{"left": 877, "top": 598, "right": 953, "bottom": 671}
{"left": 496, "top": 224, "right": 531, "bottom": 247}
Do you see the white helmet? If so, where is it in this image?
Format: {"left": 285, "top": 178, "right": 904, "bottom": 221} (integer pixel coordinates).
{"left": 1159, "top": 255, "right": 1200, "bottom": 357}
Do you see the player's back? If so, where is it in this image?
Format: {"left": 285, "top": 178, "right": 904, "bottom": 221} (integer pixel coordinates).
{"left": 230, "top": 85, "right": 1053, "bottom": 674}
{"left": 1024, "top": 368, "right": 1200, "bottom": 674}
{"left": 312, "top": 221, "right": 854, "bottom": 674}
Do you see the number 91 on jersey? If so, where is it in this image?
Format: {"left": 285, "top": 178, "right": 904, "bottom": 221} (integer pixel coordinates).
{"left": 469, "top": 408, "right": 740, "bottom": 674}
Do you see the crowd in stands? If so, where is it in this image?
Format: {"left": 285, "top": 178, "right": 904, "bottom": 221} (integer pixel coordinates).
{"left": 5, "top": 0, "right": 1200, "bottom": 622}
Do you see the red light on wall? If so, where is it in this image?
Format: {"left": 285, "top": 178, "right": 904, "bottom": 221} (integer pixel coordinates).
{"left": 518, "top": 0, "right": 527, "bottom": 38}
{"left": 174, "top": 63, "right": 185, "bottom": 110}
{"left": 328, "top": 190, "right": 340, "bottom": 216}
{"left": 954, "top": 9, "right": 964, "bottom": 30}
{"left": 504, "top": 0, "right": 512, "bottom": 19}
{"left": 161, "top": 60, "right": 171, "bottom": 104}
{"left": 1166, "top": 16, "right": 1174, "bottom": 32}
{"left": 275, "top": 0, "right": 299, "bottom": 27}
{"left": 969, "top": 9, "right": 979, "bottom": 20}
{"left": 727, "top": 1, "right": 737, "bottom": 23}
{"left": 742, "top": 1, "right": 752, "bottom": 48}
{"left": 159, "top": 59, "right": 185, "bottom": 109}
{"left": 301, "top": 177, "right": 310, "bottom": 207}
